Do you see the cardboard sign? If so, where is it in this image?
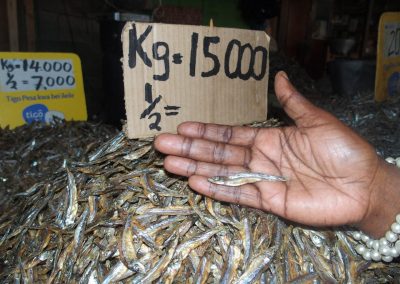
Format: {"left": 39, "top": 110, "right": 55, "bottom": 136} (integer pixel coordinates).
{"left": 122, "top": 22, "right": 270, "bottom": 138}
{"left": 375, "top": 12, "right": 400, "bottom": 102}
{"left": 0, "top": 52, "right": 87, "bottom": 128}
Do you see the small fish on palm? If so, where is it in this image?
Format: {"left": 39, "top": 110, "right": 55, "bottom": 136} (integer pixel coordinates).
{"left": 208, "top": 172, "right": 287, "bottom": 186}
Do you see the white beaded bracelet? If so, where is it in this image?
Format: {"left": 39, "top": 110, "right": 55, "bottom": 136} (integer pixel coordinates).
{"left": 351, "top": 156, "right": 400, "bottom": 262}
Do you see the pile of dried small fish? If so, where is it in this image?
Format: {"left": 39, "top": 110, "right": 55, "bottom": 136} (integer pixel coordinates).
{"left": 1, "top": 119, "right": 400, "bottom": 283}
{"left": 313, "top": 92, "right": 400, "bottom": 159}
{"left": 0, "top": 120, "right": 118, "bottom": 209}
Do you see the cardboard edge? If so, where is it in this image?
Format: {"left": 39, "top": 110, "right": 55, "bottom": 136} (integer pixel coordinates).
{"left": 263, "top": 31, "right": 271, "bottom": 119}
{"left": 121, "top": 22, "right": 136, "bottom": 139}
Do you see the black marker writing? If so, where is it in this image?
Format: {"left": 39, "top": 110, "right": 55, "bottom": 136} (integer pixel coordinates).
{"left": 129, "top": 24, "right": 153, "bottom": 69}
{"left": 152, "top": 41, "right": 170, "bottom": 81}
{"left": 201, "top": 36, "right": 220, "bottom": 77}
{"left": 6, "top": 73, "right": 17, "bottom": 90}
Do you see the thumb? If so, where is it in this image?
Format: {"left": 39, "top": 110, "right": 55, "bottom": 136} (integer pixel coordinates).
{"left": 274, "top": 71, "right": 324, "bottom": 128}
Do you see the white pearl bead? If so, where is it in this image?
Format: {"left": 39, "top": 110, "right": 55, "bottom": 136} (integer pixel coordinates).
{"left": 372, "top": 240, "right": 380, "bottom": 251}
{"left": 390, "top": 247, "right": 400, "bottom": 258}
{"left": 395, "top": 240, "right": 400, "bottom": 251}
{"left": 361, "top": 234, "right": 370, "bottom": 243}
{"left": 391, "top": 223, "right": 400, "bottom": 234}
{"left": 386, "top": 231, "right": 398, "bottom": 243}
{"left": 396, "top": 157, "right": 400, "bottom": 167}
{"left": 379, "top": 245, "right": 390, "bottom": 256}
{"left": 396, "top": 244, "right": 400, "bottom": 255}
{"left": 396, "top": 214, "right": 400, "bottom": 224}
{"left": 386, "top": 157, "right": 395, "bottom": 163}
{"left": 379, "top": 238, "right": 389, "bottom": 247}
{"left": 371, "top": 250, "right": 381, "bottom": 261}
{"left": 366, "top": 239, "right": 374, "bottom": 248}
{"left": 356, "top": 244, "right": 367, "bottom": 255}
{"left": 353, "top": 232, "right": 362, "bottom": 240}
{"left": 363, "top": 250, "right": 372, "bottom": 261}
{"left": 382, "top": 255, "right": 393, "bottom": 262}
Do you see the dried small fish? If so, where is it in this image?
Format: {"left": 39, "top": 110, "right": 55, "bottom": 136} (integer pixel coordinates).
{"left": 135, "top": 233, "right": 179, "bottom": 283}
{"left": 193, "top": 253, "right": 211, "bottom": 284}
{"left": 64, "top": 169, "right": 78, "bottom": 227}
{"left": 233, "top": 245, "right": 277, "bottom": 284}
{"left": 88, "top": 195, "right": 97, "bottom": 224}
{"left": 175, "top": 227, "right": 224, "bottom": 260}
{"left": 242, "top": 216, "right": 253, "bottom": 268}
{"left": 303, "top": 236, "right": 338, "bottom": 284}
{"left": 140, "top": 174, "right": 161, "bottom": 205}
{"left": 220, "top": 242, "right": 242, "bottom": 284}
{"left": 208, "top": 172, "right": 287, "bottom": 186}
{"left": 101, "top": 261, "right": 134, "bottom": 284}
{"left": 123, "top": 144, "right": 152, "bottom": 160}
{"left": 119, "top": 215, "right": 138, "bottom": 270}
{"left": 140, "top": 206, "right": 195, "bottom": 216}
{"left": 14, "top": 182, "right": 44, "bottom": 197}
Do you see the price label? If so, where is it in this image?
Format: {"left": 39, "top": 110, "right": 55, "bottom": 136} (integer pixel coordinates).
{"left": 384, "top": 22, "right": 400, "bottom": 58}
{"left": 375, "top": 12, "right": 400, "bottom": 101}
{"left": 0, "top": 59, "right": 76, "bottom": 92}
{"left": 0, "top": 52, "right": 87, "bottom": 128}
{"left": 122, "top": 22, "right": 270, "bottom": 138}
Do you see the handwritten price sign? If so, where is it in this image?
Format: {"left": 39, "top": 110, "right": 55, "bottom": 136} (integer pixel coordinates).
{"left": 375, "top": 12, "right": 400, "bottom": 101}
{"left": 122, "top": 22, "right": 270, "bottom": 138}
{"left": 0, "top": 52, "right": 87, "bottom": 129}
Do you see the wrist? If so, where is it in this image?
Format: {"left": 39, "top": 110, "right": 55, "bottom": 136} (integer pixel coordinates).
{"left": 356, "top": 157, "right": 400, "bottom": 238}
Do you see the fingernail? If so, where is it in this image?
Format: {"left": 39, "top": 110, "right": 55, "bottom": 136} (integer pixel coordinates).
{"left": 280, "top": 71, "right": 289, "bottom": 80}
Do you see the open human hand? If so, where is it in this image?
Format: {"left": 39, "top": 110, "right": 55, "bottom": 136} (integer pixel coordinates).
{"left": 155, "top": 71, "right": 397, "bottom": 236}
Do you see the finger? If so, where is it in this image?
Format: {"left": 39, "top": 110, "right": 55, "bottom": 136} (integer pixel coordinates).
{"left": 188, "top": 175, "right": 263, "bottom": 208}
{"left": 274, "top": 71, "right": 331, "bottom": 128}
{"left": 154, "top": 134, "right": 251, "bottom": 166}
{"left": 163, "top": 156, "right": 246, "bottom": 177}
{"left": 177, "top": 122, "right": 260, "bottom": 146}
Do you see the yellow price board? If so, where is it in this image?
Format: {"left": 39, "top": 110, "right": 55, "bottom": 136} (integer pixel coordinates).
{"left": 0, "top": 52, "right": 87, "bottom": 128}
{"left": 375, "top": 12, "right": 400, "bottom": 102}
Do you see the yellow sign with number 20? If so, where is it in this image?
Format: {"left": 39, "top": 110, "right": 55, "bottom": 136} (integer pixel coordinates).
{"left": 375, "top": 12, "right": 400, "bottom": 102}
